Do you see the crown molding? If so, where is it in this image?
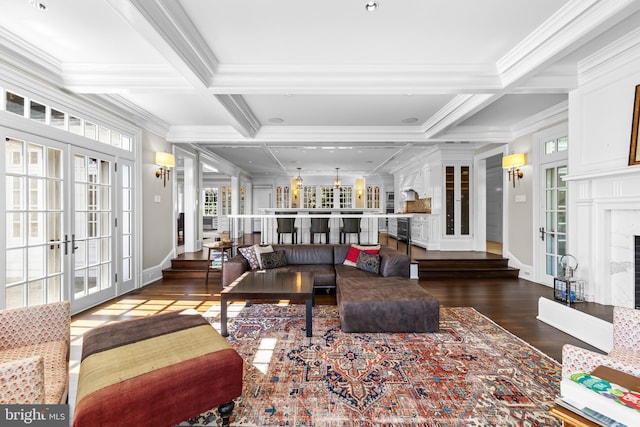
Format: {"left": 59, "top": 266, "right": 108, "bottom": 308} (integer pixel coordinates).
{"left": 210, "top": 63, "right": 501, "bottom": 94}
{"left": 0, "top": 27, "right": 62, "bottom": 87}
{"left": 438, "top": 101, "right": 568, "bottom": 143}
{"left": 61, "top": 63, "right": 191, "bottom": 93}
{"left": 213, "top": 94, "right": 261, "bottom": 138}
{"left": 578, "top": 25, "right": 640, "bottom": 84}
{"left": 497, "top": 0, "right": 640, "bottom": 89}
{"left": 95, "top": 94, "right": 170, "bottom": 137}
{"left": 511, "top": 100, "right": 568, "bottom": 138}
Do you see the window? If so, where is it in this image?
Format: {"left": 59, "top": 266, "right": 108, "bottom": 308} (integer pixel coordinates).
{"left": 1, "top": 87, "right": 133, "bottom": 151}
{"left": 6, "top": 92, "right": 25, "bottom": 116}
{"left": 320, "top": 186, "right": 334, "bottom": 208}
{"left": 203, "top": 188, "right": 218, "bottom": 215}
{"left": 339, "top": 186, "right": 353, "bottom": 208}
{"left": 366, "top": 186, "right": 380, "bottom": 208}
{"left": 544, "top": 136, "right": 568, "bottom": 155}
{"left": 303, "top": 186, "right": 316, "bottom": 209}
{"left": 276, "top": 186, "right": 290, "bottom": 208}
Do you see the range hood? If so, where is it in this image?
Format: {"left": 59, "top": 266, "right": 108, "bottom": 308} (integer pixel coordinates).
{"left": 402, "top": 189, "right": 417, "bottom": 201}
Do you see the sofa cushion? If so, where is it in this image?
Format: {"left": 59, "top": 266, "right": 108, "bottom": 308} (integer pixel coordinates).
{"left": 379, "top": 248, "right": 410, "bottom": 277}
{"left": 238, "top": 246, "right": 260, "bottom": 269}
{"left": 343, "top": 244, "right": 381, "bottom": 267}
{"left": 261, "top": 250, "right": 288, "bottom": 269}
{"left": 277, "top": 244, "right": 335, "bottom": 265}
{"left": 356, "top": 252, "right": 381, "bottom": 274}
{"left": 254, "top": 244, "right": 274, "bottom": 269}
{"left": 0, "top": 340, "right": 69, "bottom": 404}
{"left": 288, "top": 264, "right": 336, "bottom": 288}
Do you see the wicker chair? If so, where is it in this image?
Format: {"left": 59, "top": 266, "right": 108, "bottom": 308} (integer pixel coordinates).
{"left": 562, "top": 306, "right": 640, "bottom": 378}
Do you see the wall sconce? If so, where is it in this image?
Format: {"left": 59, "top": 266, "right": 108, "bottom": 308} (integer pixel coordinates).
{"left": 293, "top": 188, "right": 298, "bottom": 199}
{"left": 357, "top": 189, "right": 363, "bottom": 199}
{"left": 502, "top": 153, "right": 526, "bottom": 187}
{"left": 154, "top": 151, "right": 175, "bottom": 187}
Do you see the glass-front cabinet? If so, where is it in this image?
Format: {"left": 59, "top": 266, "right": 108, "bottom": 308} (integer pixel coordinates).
{"left": 444, "top": 164, "right": 471, "bottom": 238}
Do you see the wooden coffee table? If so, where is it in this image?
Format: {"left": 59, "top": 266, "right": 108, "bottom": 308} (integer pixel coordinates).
{"left": 220, "top": 270, "right": 315, "bottom": 337}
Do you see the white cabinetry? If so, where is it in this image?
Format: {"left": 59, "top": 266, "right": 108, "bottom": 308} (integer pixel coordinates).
{"left": 411, "top": 214, "right": 430, "bottom": 248}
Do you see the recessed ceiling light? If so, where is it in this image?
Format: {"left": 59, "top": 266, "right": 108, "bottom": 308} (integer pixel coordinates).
{"left": 401, "top": 117, "right": 419, "bottom": 124}
{"left": 28, "top": 0, "right": 47, "bottom": 10}
{"left": 268, "top": 117, "right": 284, "bottom": 124}
{"left": 365, "top": 2, "right": 378, "bottom": 12}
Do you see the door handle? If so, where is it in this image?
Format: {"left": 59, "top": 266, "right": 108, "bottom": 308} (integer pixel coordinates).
{"left": 539, "top": 227, "right": 545, "bottom": 241}
{"left": 63, "top": 234, "right": 70, "bottom": 255}
{"left": 71, "top": 234, "right": 79, "bottom": 253}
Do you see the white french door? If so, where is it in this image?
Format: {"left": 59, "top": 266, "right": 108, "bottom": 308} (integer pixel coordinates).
{"left": 2, "top": 129, "right": 133, "bottom": 312}
{"left": 69, "top": 148, "right": 117, "bottom": 311}
{"left": 535, "top": 126, "right": 569, "bottom": 285}
{"left": 538, "top": 161, "right": 568, "bottom": 285}
{"left": 3, "top": 136, "right": 66, "bottom": 308}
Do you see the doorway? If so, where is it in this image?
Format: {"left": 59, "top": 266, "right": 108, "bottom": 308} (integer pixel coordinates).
{"left": 486, "top": 154, "right": 503, "bottom": 255}
{"left": 2, "top": 130, "right": 133, "bottom": 312}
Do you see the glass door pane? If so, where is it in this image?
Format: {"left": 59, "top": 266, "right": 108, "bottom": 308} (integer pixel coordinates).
{"left": 4, "top": 138, "right": 64, "bottom": 308}
{"left": 71, "top": 151, "right": 115, "bottom": 309}
{"left": 543, "top": 164, "right": 567, "bottom": 279}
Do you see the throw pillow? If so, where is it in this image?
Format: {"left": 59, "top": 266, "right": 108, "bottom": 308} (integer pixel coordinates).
{"left": 260, "top": 250, "right": 288, "bottom": 269}
{"left": 343, "top": 244, "right": 381, "bottom": 267}
{"left": 238, "top": 246, "right": 260, "bottom": 269}
{"left": 356, "top": 251, "right": 381, "bottom": 274}
{"left": 254, "top": 244, "right": 274, "bottom": 269}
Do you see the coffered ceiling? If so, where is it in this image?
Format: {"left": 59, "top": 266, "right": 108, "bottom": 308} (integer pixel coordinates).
{"left": 2, "top": 0, "right": 640, "bottom": 178}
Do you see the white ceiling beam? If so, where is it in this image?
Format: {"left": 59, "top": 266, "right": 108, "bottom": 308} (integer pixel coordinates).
{"left": 210, "top": 64, "right": 502, "bottom": 95}
{"left": 106, "top": 0, "right": 218, "bottom": 89}
{"left": 213, "top": 95, "right": 261, "bottom": 138}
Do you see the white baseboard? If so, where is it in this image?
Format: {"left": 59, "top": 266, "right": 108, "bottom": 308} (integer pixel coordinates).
{"left": 140, "top": 251, "right": 174, "bottom": 287}
{"left": 537, "top": 297, "right": 613, "bottom": 353}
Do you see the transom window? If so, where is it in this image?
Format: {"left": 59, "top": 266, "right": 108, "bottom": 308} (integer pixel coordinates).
{"left": 2, "top": 88, "right": 132, "bottom": 152}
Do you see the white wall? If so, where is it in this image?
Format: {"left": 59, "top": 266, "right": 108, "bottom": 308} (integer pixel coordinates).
{"left": 142, "top": 130, "right": 174, "bottom": 271}
{"left": 566, "top": 31, "right": 640, "bottom": 306}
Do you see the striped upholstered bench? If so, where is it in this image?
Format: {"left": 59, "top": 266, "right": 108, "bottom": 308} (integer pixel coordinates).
{"left": 73, "top": 310, "right": 242, "bottom": 427}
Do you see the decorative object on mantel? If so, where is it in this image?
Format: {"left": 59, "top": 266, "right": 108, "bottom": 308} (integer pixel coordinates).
{"left": 295, "top": 167, "right": 304, "bottom": 189}
{"left": 628, "top": 84, "right": 640, "bottom": 165}
{"left": 502, "top": 152, "right": 526, "bottom": 187}
{"left": 154, "top": 151, "right": 175, "bottom": 187}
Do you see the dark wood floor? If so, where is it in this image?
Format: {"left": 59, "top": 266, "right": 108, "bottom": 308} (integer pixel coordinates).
{"left": 72, "top": 240, "right": 611, "bottom": 364}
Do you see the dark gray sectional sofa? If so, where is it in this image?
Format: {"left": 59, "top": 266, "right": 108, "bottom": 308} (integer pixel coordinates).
{"left": 222, "top": 244, "right": 439, "bottom": 333}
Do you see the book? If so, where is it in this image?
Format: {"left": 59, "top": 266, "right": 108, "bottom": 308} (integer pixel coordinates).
{"left": 560, "top": 372, "right": 640, "bottom": 426}
{"left": 555, "top": 397, "right": 628, "bottom": 427}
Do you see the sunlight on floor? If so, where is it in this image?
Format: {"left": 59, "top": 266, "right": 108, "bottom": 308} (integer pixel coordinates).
{"left": 253, "top": 338, "right": 277, "bottom": 374}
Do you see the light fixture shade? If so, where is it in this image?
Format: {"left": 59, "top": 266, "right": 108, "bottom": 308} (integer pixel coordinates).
{"left": 295, "top": 167, "right": 303, "bottom": 188}
{"left": 502, "top": 153, "right": 526, "bottom": 169}
{"left": 155, "top": 152, "right": 175, "bottom": 168}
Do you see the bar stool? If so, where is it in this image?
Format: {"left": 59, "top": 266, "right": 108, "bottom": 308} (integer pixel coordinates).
{"left": 340, "top": 217, "right": 362, "bottom": 244}
{"left": 276, "top": 216, "right": 298, "bottom": 244}
{"left": 310, "top": 216, "right": 330, "bottom": 244}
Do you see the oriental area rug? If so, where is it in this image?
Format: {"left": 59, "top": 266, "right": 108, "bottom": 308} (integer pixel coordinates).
{"left": 178, "top": 305, "right": 562, "bottom": 427}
